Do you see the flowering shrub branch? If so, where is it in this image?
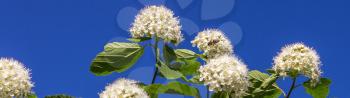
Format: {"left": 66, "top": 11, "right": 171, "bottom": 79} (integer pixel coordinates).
{"left": 86, "top": 5, "right": 331, "bottom": 98}
{"left": 0, "top": 5, "right": 331, "bottom": 98}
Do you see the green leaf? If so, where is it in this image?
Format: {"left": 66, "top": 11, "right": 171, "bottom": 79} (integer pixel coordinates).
{"left": 246, "top": 70, "right": 282, "bottom": 98}
{"left": 143, "top": 84, "right": 163, "bottom": 98}
{"left": 249, "top": 70, "right": 270, "bottom": 81}
{"left": 28, "top": 93, "right": 38, "bottom": 98}
{"left": 303, "top": 78, "right": 331, "bottom": 98}
{"left": 168, "top": 62, "right": 182, "bottom": 70}
{"left": 211, "top": 92, "right": 229, "bottom": 98}
{"left": 266, "top": 69, "right": 276, "bottom": 74}
{"left": 160, "top": 81, "right": 200, "bottom": 98}
{"left": 177, "top": 59, "right": 201, "bottom": 76}
{"left": 144, "top": 82, "right": 200, "bottom": 98}
{"left": 163, "top": 44, "right": 177, "bottom": 64}
{"left": 248, "top": 70, "right": 279, "bottom": 88}
{"left": 157, "top": 61, "right": 183, "bottom": 79}
{"left": 127, "top": 37, "right": 152, "bottom": 42}
{"left": 174, "top": 49, "right": 197, "bottom": 59}
{"left": 45, "top": 94, "right": 75, "bottom": 98}
{"left": 262, "top": 89, "right": 282, "bottom": 98}
{"left": 188, "top": 75, "right": 204, "bottom": 84}
{"left": 90, "top": 42, "right": 144, "bottom": 76}
{"left": 260, "top": 74, "right": 279, "bottom": 89}
{"left": 180, "top": 74, "right": 203, "bottom": 84}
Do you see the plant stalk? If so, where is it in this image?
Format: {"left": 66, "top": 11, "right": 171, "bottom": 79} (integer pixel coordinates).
{"left": 206, "top": 86, "right": 209, "bottom": 98}
{"left": 151, "top": 67, "right": 158, "bottom": 84}
{"left": 286, "top": 77, "right": 297, "bottom": 98}
{"left": 151, "top": 37, "right": 159, "bottom": 84}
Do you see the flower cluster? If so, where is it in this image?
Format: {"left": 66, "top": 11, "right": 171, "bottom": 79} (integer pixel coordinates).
{"left": 0, "top": 58, "right": 33, "bottom": 97}
{"left": 273, "top": 43, "right": 321, "bottom": 85}
{"left": 191, "top": 29, "right": 233, "bottom": 59}
{"left": 130, "top": 5, "right": 183, "bottom": 44}
{"left": 99, "top": 78, "right": 149, "bottom": 98}
{"left": 199, "top": 55, "right": 249, "bottom": 97}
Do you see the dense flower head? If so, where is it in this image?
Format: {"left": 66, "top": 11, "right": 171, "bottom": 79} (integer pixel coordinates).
{"left": 199, "top": 55, "right": 249, "bottom": 97}
{"left": 0, "top": 58, "right": 33, "bottom": 97}
{"left": 273, "top": 43, "right": 321, "bottom": 85}
{"left": 99, "top": 78, "right": 149, "bottom": 98}
{"left": 129, "top": 5, "right": 183, "bottom": 44}
{"left": 191, "top": 29, "right": 233, "bottom": 59}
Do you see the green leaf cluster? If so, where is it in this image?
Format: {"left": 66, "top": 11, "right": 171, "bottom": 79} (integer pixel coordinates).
{"left": 143, "top": 81, "right": 200, "bottom": 98}
{"left": 44, "top": 94, "right": 75, "bottom": 98}
{"left": 87, "top": 36, "right": 332, "bottom": 98}
{"left": 157, "top": 45, "right": 200, "bottom": 80}
{"left": 89, "top": 37, "right": 203, "bottom": 97}
{"left": 244, "top": 70, "right": 282, "bottom": 98}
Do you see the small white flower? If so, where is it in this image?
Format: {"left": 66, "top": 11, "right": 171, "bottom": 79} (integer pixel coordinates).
{"left": 130, "top": 5, "right": 183, "bottom": 44}
{"left": 99, "top": 78, "right": 149, "bottom": 98}
{"left": 0, "top": 58, "right": 34, "bottom": 97}
{"left": 273, "top": 43, "right": 321, "bottom": 85}
{"left": 199, "top": 55, "right": 249, "bottom": 97}
{"left": 191, "top": 29, "right": 233, "bottom": 59}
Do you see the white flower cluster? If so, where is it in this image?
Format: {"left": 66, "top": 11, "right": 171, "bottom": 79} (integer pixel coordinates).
{"left": 0, "top": 58, "right": 33, "bottom": 97}
{"left": 99, "top": 78, "right": 149, "bottom": 98}
{"left": 199, "top": 55, "right": 249, "bottom": 97}
{"left": 130, "top": 5, "right": 183, "bottom": 44}
{"left": 273, "top": 43, "right": 321, "bottom": 85}
{"left": 191, "top": 29, "right": 233, "bottom": 59}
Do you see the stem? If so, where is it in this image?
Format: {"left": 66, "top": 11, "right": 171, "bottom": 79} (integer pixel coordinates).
{"left": 286, "top": 77, "right": 297, "bottom": 98}
{"left": 151, "top": 67, "right": 158, "bottom": 84}
{"left": 151, "top": 37, "right": 159, "bottom": 84}
{"left": 206, "top": 86, "right": 209, "bottom": 98}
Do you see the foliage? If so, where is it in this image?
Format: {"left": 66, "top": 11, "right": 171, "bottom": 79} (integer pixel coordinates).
{"left": 303, "top": 78, "right": 331, "bottom": 98}
{"left": 0, "top": 5, "right": 333, "bottom": 98}
{"left": 143, "top": 81, "right": 200, "bottom": 98}
{"left": 244, "top": 70, "right": 282, "bottom": 98}
{"left": 84, "top": 6, "right": 332, "bottom": 98}
{"left": 45, "top": 94, "right": 75, "bottom": 98}
{"left": 28, "top": 93, "right": 38, "bottom": 98}
{"left": 90, "top": 42, "right": 144, "bottom": 76}
{"left": 86, "top": 34, "right": 331, "bottom": 98}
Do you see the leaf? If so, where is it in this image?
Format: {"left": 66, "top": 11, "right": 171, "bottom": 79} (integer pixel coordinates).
{"left": 246, "top": 70, "right": 282, "bottom": 98}
{"left": 180, "top": 74, "right": 203, "bottom": 84}
{"left": 260, "top": 74, "right": 279, "bottom": 89}
{"left": 303, "top": 78, "right": 331, "bottom": 98}
{"left": 188, "top": 75, "right": 204, "bottom": 84}
{"left": 160, "top": 81, "right": 200, "bottom": 98}
{"left": 45, "top": 94, "right": 75, "bottom": 98}
{"left": 168, "top": 62, "right": 182, "bottom": 70}
{"left": 262, "top": 89, "right": 282, "bottom": 98}
{"left": 248, "top": 70, "right": 279, "bottom": 88}
{"left": 266, "top": 69, "right": 276, "bottom": 74}
{"left": 28, "top": 93, "right": 38, "bottom": 98}
{"left": 90, "top": 42, "right": 144, "bottom": 76}
{"left": 144, "top": 82, "right": 200, "bottom": 98}
{"left": 177, "top": 59, "right": 201, "bottom": 75}
{"left": 157, "top": 61, "right": 183, "bottom": 79}
{"left": 143, "top": 84, "right": 163, "bottom": 98}
{"left": 127, "top": 37, "right": 152, "bottom": 42}
{"left": 211, "top": 92, "right": 229, "bottom": 98}
{"left": 174, "top": 49, "right": 197, "bottom": 59}
{"left": 249, "top": 70, "right": 269, "bottom": 81}
{"left": 163, "top": 44, "right": 177, "bottom": 64}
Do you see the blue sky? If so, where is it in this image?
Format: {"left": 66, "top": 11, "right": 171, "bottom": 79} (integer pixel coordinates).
{"left": 0, "top": 0, "right": 349, "bottom": 98}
